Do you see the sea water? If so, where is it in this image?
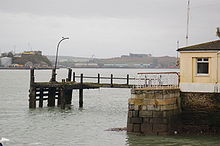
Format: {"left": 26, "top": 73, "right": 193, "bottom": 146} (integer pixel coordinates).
{"left": 0, "top": 68, "right": 220, "bottom": 146}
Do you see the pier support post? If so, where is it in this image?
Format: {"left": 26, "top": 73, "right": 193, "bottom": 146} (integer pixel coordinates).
{"left": 66, "top": 90, "right": 73, "bottom": 105}
{"left": 60, "top": 87, "right": 66, "bottom": 109}
{"left": 51, "top": 68, "right": 56, "bottom": 82}
{"left": 73, "top": 72, "right": 76, "bottom": 82}
{"left": 79, "top": 73, "right": 83, "bottom": 108}
{"left": 57, "top": 89, "right": 61, "bottom": 106}
{"left": 111, "top": 74, "right": 113, "bottom": 87}
{"left": 98, "top": 73, "right": 100, "bottom": 84}
{"left": 48, "top": 87, "right": 56, "bottom": 107}
{"left": 39, "top": 88, "right": 44, "bottom": 108}
{"left": 127, "top": 74, "right": 129, "bottom": 85}
{"left": 29, "top": 69, "right": 36, "bottom": 108}
{"left": 29, "top": 87, "right": 36, "bottom": 108}
{"left": 67, "top": 68, "right": 72, "bottom": 82}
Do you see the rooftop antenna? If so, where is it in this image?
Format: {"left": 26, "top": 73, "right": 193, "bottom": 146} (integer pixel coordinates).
{"left": 176, "top": 41, "right": 180, "bottom": 66}
{"left": 186, "top": 0, "right": 190, "bottom": 46}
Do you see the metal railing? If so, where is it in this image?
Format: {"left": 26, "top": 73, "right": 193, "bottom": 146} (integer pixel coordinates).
{"left": 134, "top": 72, "right": 180, "bottom": 89}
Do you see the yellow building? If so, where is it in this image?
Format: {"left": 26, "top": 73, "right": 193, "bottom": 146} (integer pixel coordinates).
{"left": 177, "top": 40, "right": 220, "bottom": 92}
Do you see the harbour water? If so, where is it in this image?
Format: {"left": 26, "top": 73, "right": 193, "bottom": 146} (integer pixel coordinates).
{"left": 1, "top": 68, "right": 220, "bottom": 146}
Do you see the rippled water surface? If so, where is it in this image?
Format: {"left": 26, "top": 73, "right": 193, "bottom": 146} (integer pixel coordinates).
{"left": 1, "top": 68, "right": 220, "bottom": 146}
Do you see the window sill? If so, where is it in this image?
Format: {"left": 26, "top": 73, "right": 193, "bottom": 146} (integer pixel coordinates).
{"left": 196, "top": 74, "right": 209, "bottom": 77}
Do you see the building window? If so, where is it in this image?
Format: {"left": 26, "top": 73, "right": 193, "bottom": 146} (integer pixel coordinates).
{"left": 197, "top": 58, "right": 209, "bottom": 74}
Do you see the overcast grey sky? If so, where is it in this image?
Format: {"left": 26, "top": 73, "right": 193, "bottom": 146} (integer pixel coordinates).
{"left": 0, "top": 0, "right": 219, "bottom": 58}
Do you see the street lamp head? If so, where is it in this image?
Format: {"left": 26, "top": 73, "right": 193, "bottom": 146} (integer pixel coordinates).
{"left": 62, "top": 37, "right": 69, "bottom": 40}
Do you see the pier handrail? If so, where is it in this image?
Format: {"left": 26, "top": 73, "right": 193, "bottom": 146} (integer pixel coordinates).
{"left": 135, "top": 72, "right": 180, "bottom": 89}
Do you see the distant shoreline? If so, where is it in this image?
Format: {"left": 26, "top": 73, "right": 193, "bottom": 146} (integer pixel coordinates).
{"left": 0, "top": 67, "right": 54, "bottom": 70}
{"left": 0, "top": 67, "right": 179, "bottom": 70}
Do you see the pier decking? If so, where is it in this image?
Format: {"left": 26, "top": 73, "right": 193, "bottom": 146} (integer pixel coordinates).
{"left": 29, "top": 68, "right": 135, "bottom": 109}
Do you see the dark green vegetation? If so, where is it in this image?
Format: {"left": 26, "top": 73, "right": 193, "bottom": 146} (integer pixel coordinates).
{"left": 48, "top": 53, "right": 178, "bottom": 68}
{"left": 13, "top": 54, "right": 52, "bottom": 66}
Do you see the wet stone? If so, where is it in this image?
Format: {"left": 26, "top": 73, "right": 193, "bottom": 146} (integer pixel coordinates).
{"left": 133, "top": 124, "right": 141, "bottom": 133}
{"left": 127, "top": 124, "right": 134, "bottom": 132}
{"left": 131, "top": 117, "right": 143, "bottom": 124}
{"left": 139, "top": 111, "right": 153, "bottom": 117}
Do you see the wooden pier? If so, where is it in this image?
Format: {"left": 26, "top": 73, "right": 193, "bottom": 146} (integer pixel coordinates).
{"left": 29, "top": 68, "right": 134, "bottom": 109}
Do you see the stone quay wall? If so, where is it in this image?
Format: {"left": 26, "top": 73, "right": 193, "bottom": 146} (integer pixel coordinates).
{"left": 127, "top": 88, "right": 181, "bottom": 135}
{"left": 180, "top": 92, "right": 220, "bottom": 135}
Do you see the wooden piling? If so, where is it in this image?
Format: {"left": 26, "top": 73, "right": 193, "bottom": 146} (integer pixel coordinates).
{"left": 39, "top": 88, "right": 44, "bottom": 108}
{"left": 127, "top": 74, "right": 129, "bottom": 85}
{"left": 51, "top": 68, "right": 56, "bottom": 82}
{"left": 67, "top": 68, "right": 72, "bottom": 82}
{"left": 60, "top": 87, "right": 66, "bottom": 109}
{"left": 73, "top": 72, "right": 76, "bottom": 82}
{"left": 79, "top": 73, "right": 83, "bottom": 108}
{"left": 30, "top": 69, "right": 35, "bottom": 85}
{"left": 98, "top": 73, "right": 100, "bottom": 84}
{"left": 66, "top": 90, "right": 73, "bottom": 105}
{"left": 48, "top": 87, "right": 56, "bottom": 107}
{"left": 29, "top": 69, "right": 36, "bottom": 108}
{"left": 29, "top": 87, "right": 36, "bottom": 108}
{"left": 57, "top": 88, "right": 61, "bottom": 106}
{"left": 111, "top": 74, "right": 113, "bottom": 87}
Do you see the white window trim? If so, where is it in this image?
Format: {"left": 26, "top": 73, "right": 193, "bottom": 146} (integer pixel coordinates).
{"left": 196, "top": 57, "right": 209, "bottom": 75}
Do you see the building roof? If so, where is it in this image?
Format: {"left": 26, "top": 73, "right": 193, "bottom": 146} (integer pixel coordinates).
{"left": 177, "top": 40, "right": 220, "bottom": 52}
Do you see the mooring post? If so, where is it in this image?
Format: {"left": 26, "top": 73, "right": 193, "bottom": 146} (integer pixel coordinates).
{"left": 67, "top": 68, "right": 72, "bottom": 82}
{"left": 51, "top": 68, "right": 56, "bottom": 82}
{"left": 48, "top": 87, "right": 56, "bottom": 107}
{"left": 39, "top": 88, "right": 44, "bottom": 108}
{"left": 60, "top": 87, "right": 66, "bottom": 109}
{"left": 29, "top": 68, "right": 36, "bottom": 108}
{"left": 57, "top": 89, "right": 61, "bottom": 106}
{"left": 111, "top": 74, "right": 113, "bottom": 87}
{"left": 30, "top": 68, "right": 35, "bottom": 85}
{"left": 127, "top": 74, "right": 129, "bottom": 85}
{"left": 98, "top": 73, "right": 100, "bottom": 84}
{"left": 79, "top": 73, "right": 83, "bottom": 108}
{"left": 73, "top": 72, "right": 76, "bottom": 82}
{"left": 66, "top": 89, "right": 73, "bottom": 105}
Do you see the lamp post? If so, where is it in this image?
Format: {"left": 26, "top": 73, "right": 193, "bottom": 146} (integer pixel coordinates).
{"left": 51, "top": 37, "right": 69, "bottom": 82}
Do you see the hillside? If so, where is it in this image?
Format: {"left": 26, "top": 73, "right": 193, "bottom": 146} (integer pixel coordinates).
{"left": 13, "top": 54, "right": 52, "bottom": 67}
{"left": 48, "top": 53, "right": 178, "bottom": 68}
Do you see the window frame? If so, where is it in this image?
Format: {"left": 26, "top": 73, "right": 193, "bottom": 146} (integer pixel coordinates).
{"left": 196, "top": 57, "right": 209, "bottom": 75}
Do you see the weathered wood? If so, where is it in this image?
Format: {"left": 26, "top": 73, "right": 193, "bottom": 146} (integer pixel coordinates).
{"left": 98, "top": 73, "right": 100, "bottom": 84}
{"left": 74, "top": 75, "right": 135, "bottom": 80}
{"left": 79, "top": 73, "right": 83, "bottom": 108}
{"left": 51, "top": 68, "right": 56, "bottom": 82}
{"left": 29, "top": 87, "right": 36, "bottom": 108}
{"left": 67, "top": 68, "right": 72, "bottom": 81}
{"left": 48, "top": 87, "right": 56, "bottom": 107}
{"left": 29, "top": 69, "right": 136, "bottom": 109}
{"left": 111, "top": 74, "right": 113, "bottom": 87}
{"left": 79, "top": 89, "right": 83, "bottom": 108}
{"left": 30, "top": 68, "right": 35, "bottom": 85}
{"left": 73, "top": 72, "right": 76, "bottom": 82}
{"left": 66, "top": 90, "right": 72, "bottom": 105}
{"left": 127, "top": 74, "right": 129, "bottom": 85}
{"left": 60, "top": 87, "right": 66, "bottom": 109}
{"left": 39, "top": 88, "right": 44, "bottom": 108}
{"left": 57, "top": 88, "right": 61, "bottom": 106}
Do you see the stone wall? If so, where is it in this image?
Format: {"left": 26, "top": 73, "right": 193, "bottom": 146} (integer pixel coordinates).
{"left": 127, "top": 88, "right": 181, "bottom": 135}
{"left": 180, "top": 92, "right": 220, "bottom": 135}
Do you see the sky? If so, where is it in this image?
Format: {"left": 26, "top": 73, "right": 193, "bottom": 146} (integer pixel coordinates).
{"left": 0, "top": 0, "right": 219, "bottom": 58}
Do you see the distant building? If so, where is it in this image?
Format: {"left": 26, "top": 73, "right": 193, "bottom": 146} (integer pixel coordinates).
{"left": 129, "top": 53, "right": 152, "bottom": 58}
{"left": 22, "top": 51, "right": 42, "bottom": 56}
{"left": 0, "top": 57, "right": 12, "bottom": 67}
{"left": 74, "top": 63, "right": 98, "bottom": 68}
{"left": 121, "top": 53, "right": 152, "bottom": 58}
